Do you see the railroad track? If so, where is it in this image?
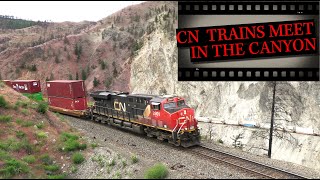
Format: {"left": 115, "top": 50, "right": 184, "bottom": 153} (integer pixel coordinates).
{"left": 188, "top": 145, "right": 308, "bottom": 179}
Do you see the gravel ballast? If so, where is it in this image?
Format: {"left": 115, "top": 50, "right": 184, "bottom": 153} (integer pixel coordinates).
{"left": 63, "top": 115, "right": 320, "bottom": 179}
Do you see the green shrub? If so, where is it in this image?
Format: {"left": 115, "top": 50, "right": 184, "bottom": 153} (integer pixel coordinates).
{"left": 72, "top": 152, "right": 85, "bottom": 164}
{"left": 131, "top": 154, "right": 138, "bottom": 164}
{"left": 121, "top": 159, "right": 127, "bottom": 168}
{"left": 21, "top": 121, "right": 34, "bottom": 127}
{"left": 218, "top": 139, "right": 224, "bottom": 144}
{"left": 22, "top": 155, "right": 36, "bottom": 164}
{"left": 47, "top": 173, "right": 67, "bottom": 179}
{"left": 36, "top": 131, "right": 48, "bottom": 139}
{"left": 16, "top": 131, "right": 26, "bottom": 139}
{"left": 40, "top": 154, "right": 53, "bottom": 165}
{"left": 70, "top": 165, "right": 78, "bottom": 173}
{"left": 0, "top": 95, "right": 8, "bottom": 108}
{"left": 91, "top": 143, "right": 98, "bottom": 149}
{"left": 21, "top": 108, "right": 29, "bottom": 115}
{"left": 144, "top": 163, "right": 168, "bottom": 179}
{"left": 16, "top": 118, "right": 23, "bottom": 125}
{"left": 113, "top": 171, "right": 121, "bottom": 179}
{"left": 37, "top": 102, "right": 48, "bottom": 114}
{"left": 109, "top": 158, "right": 116, "bottom": 167}
{"left": 78, "top": 143, "right": 87, "bottom": 150}
{"left": 36, "top": 122, "right": 45, "bottom": 129}
{"left": 44, "top": 164, "right": 60, "bottom": 172}
{"left": 60, "top": 133, "right": 79, "bottom": 142}
{"left": 0, "top": 159, "right": 30, "bottom": 178}
{"left": 0, "top": 115, "right": 12, "bottom": 123}
{"left": 59, "top": 133, "right": 86, "bottom": 152}
{"left": 0, "top": 150, "right": 11, "bottom": 161}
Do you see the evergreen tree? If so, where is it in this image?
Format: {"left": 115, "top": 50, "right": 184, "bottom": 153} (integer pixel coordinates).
{"left": 76, "top": 72, "right": 79, "bottom": 80}
{"left": 81, "top": 69, "right": 87, "bottom": 80}
{"left": 68, "top": 74, "right": 73, "bottom": 80}
{"left": 0, "top": 73, "right": 2, "bottom": 80}
{"left": 93, "top": 77, "right": 100, "bottom": 87}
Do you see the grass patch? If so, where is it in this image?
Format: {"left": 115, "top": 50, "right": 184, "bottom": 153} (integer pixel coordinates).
{"left": 37, "top": 101, "right": 48, "bottom": 114}
{"left": 40, "top": 154, "right": 53, "bottom": 165}
{"left": 16, "top": 131, "right": 26, "bottom": 139}
{"left": 144, "top": 163, "right": 168, "bottom": 179}
{"left": 121, "top": 159, "right": 127, "bottom": 168}
{"left": 16, "top": 118, "right": 23, "bottom": 125}
{"left": 0, "top": 150, "right": 11, "bottom": 161}
{"left": 36, "top": 131, "right": 48, "bottom": 139}
{"left": 0, "top": 138, "right": 32, "bottom": 153}
{"left": 113, "top": 171, "right": 122, "bottom": 179}
{"left": 15, "top": 100, "right": 29, "bottom": 109}
{"left": 109, "top": 158, "right": 116, "bottom": 167}
{"left": 44, "top": 164, "right": 60, "bottom": 172}
{"left": 59, "top": 133, "right": 86, "bottom": 152}
{"left": 47, "top": 173, "right": 67, "bottom": 179}
{"left": 0, "top": 95, "right": 9, "bottom": 108}
{"left": 22, "top": 121, "right": 35, "bottom": 127}
{"left": 91, "top": 154, "right": 106, "bottom": 167}
{"left": 131, "top": 154, "right": 138, "bottom": 164}
{"left": 22, "top": 155, "right": 36, "bottom": 164}
{"left": 0, "top": 159, "right": 30, "bottom": 178}
{"left": 91, "top": 143, "right": 98, "bottom": 149}
{"left": 70, "top": 165, "right": 78, "bottom": 173}
{"left": 0, "top": 115, "right": 12, "bottom": 123}
{"left": 36, "top": 122, "right": 45, "bottom": 129}
{"left": 72, "top": 152, "right": 85, "bottom": 164}
{"left": 20, "top": 108, "right": 29, "bottom": 115}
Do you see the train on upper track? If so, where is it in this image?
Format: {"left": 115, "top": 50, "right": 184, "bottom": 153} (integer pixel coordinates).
{"left": 1, "top": 80, "right": 201, "bottom": 147}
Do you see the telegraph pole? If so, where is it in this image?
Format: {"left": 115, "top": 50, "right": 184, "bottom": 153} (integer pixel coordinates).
{"left": 268, "top": 81, "right": 277, "bottom": 158}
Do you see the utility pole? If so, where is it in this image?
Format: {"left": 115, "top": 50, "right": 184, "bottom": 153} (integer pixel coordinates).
{"left": 268, "top": 81, "right": 277, "bottom": 158}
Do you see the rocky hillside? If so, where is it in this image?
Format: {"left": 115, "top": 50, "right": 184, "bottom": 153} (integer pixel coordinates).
{"left": 0, "top": 82, "right": 90, "bottom": 178}
{"left": 129, "top": 2, "right": 320, "bottom": 170}
{"left": 0, "top": 1, "right": 176, "bottom": 95}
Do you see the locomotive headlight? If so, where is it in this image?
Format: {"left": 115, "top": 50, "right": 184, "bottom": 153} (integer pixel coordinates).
{"left": 185, "top": 128, "right": 188, "bottom": 130}
{"left": 184, "top": 110, "right": 186, "bottom": 115}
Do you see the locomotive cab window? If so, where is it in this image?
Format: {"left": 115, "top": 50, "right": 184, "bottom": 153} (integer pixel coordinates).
{"left": 129, "top": 98, "right": 133, "bottom": 103}
{"left": 177, "top": 100, "right": 186, "bottom": 107}
{"left": 151, "top": 102, "right": 161, "bottom": 110}
{"left": 164, "top": 102, "right": 176, "bottom": 109}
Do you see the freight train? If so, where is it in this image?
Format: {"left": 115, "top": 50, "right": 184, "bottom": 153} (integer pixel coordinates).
{"left": 1, "top": 80, "right": 201, "bottom": 147}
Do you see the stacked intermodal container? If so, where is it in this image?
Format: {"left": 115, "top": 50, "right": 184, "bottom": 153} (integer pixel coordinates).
{"left": 46, "top": 80, "right": 87, "bottom": 111}
{"left": 10, "top": 80, "right": 43, "bottom": 101}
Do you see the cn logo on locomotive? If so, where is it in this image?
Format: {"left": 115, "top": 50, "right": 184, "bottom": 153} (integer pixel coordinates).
{"left": 114, "top": 101, "right": 126, "bottom": 112}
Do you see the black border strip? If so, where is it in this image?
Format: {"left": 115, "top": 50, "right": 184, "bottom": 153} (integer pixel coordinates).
{"left": 178, "top": 68, "right": 319, "bottom": 81}
{"left": 178, "top": 1, "right": 319, "bottom": 15}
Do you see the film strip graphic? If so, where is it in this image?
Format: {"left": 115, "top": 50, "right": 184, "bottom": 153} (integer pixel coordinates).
{"left": 178, "top": 1, "right": 319, "bottom": 15}
{"left": 178, "top": 68, "right": 319, "bottom": 81}
{"left": 177, "top": 1, "right": 320, "bottom": 81}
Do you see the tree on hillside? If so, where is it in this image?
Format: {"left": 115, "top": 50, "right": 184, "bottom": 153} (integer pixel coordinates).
{"left": 112, "top": 61, "right": 118, "bottom": 78}
{"left": 93, "top": 77, "right": 100, "bottom": 87}
{"left": 81, "top": 69, "right": 87, "bottom": 80}
{"left": 68, "top": 74, "right": 73, "bottom": 80}
{"left": 50, "top": 73, "right": 54, "bottom": 80}
{"left": 74, "top": 42, "right": 82, "bottom": 61}
{"left": 105, "top": 77, "right": 112, "bottom": 88}
{"left": 30, "top": 64, "right": 37, "bottom": 71}
{"left": 76, "top": 72, "right": 79, "bottom": 80}
{"left": 0, "top": 73, "right": 2, "bottom": 80}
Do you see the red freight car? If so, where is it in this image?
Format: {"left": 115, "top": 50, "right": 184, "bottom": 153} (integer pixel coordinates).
{"left": 48, "top": 96, "right": 87, "bottom": 111}
{"left": 11, "top": 80, "right": 41, "bottom": 93}
{"left": 1, "top": 80, "right": 12, "bottom": 87}
{"left": 46, "top": 80, "right": 86, "bottom": 99}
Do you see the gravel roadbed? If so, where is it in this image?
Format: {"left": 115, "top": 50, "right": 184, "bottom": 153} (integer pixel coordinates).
{"left": 63, "top": 115, "right": 319, "bottom": 179}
